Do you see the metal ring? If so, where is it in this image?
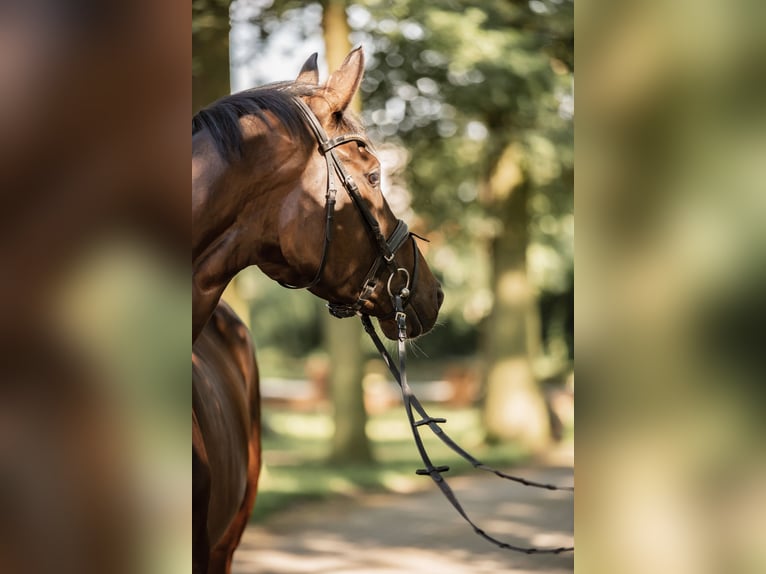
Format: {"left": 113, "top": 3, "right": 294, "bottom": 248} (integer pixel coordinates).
{"left": 387, "top": 267, "right": 410, "bottom": 298}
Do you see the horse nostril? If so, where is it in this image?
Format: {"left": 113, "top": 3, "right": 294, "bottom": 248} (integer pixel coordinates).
{"left": 436, "top": 286, "right": 445, "bottom": 308}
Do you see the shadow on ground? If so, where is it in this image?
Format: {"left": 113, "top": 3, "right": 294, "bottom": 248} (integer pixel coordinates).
{"left": 233, "top": 445, "right": 574, "bottom": 574}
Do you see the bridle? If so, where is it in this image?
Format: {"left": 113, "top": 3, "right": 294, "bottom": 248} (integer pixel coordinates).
{"left": 280, "top": 96, "right": 419, "bottom": 322}
{"left": 283, "top": 95, "right": 573, "bottom": 555}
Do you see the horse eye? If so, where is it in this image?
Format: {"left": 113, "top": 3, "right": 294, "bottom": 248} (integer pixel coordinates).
{"left": 367, "top": 171, "right": 380, "bottom": 186}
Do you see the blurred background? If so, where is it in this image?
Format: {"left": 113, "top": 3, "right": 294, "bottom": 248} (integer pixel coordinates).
{"left": 577, "top": 2, "right": 766, "bottom": 572}
{"left": 1, "top": 2, "right": 188, "bottom": 574}
{"left": 193, "top": 0, "right": 575, "bottom": 526}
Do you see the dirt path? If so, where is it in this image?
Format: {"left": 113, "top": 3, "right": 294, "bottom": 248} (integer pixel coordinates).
{"left": 233, "top": 445, "right": 573, "bottom": 573}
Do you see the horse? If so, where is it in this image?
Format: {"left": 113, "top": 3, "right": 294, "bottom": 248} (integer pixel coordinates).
{"left": 191, "top": 47, "right": 444, "bottom": 574}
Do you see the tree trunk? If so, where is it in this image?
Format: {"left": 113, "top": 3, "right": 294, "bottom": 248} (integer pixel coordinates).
{"left": 481, "top": 144, "right": 550, "bottom": 452}
{"left": 325, "top": 313, "right": 372, "bottom": 463}
{"left": 321, "top": 0, "right": 373, "bottom": 464}
{"left": 192, "top": 1, "right": 231, "bottom": 114}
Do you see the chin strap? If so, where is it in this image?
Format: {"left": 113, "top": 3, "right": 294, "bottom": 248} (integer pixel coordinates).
{"left": 360, "top": 300, "right": 574, "bottom": 555}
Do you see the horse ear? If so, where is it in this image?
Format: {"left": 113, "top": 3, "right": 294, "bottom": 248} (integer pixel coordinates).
{"left": 296, "top": 52, "right": 319, "bottom": 85}
{"left": 324, "top": 46, "right": 364, "bottom": 113}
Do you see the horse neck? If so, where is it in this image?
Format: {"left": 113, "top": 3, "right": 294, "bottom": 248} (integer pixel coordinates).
{"left": 192, "top": 133, "right": 234, "bottom": 261}
{"left": 191, "top": 126, "right": 310, "bottom": 342}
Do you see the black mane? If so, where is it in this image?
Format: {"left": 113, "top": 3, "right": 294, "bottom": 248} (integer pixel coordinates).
{"left": 192, "top": 82, "right": 315, "bottom": 161}
{"left": 192, "top": 82, "right": 365, "bottom": 162}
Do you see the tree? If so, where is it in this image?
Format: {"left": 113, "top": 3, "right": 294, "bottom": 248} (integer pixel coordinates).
{"left": 481, "top": 143, "right": 549, "bottom": 448}
{"left": 192, "top": 0, "right": 233, "bottom": 114}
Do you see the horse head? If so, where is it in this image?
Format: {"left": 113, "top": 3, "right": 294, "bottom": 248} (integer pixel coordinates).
{"left": 192, "top": 47, "right": 443, "bottom": 341}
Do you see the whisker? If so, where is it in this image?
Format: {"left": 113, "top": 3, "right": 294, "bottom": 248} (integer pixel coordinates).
{"left": 407, "top": 339, "right": 429, "bottom": 358}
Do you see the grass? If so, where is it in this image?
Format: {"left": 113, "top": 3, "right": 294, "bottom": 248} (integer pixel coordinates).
{"left": 251, "top": 404, "right": 534, "bottom": 520}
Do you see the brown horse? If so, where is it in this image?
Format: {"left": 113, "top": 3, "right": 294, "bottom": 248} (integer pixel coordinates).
{"left": 192, "top": 48, "right": 443, "bottom": 573}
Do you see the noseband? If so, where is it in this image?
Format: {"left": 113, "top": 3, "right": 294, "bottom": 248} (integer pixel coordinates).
{"left": 279, "top": 97, "right": 418, "bottom": 319}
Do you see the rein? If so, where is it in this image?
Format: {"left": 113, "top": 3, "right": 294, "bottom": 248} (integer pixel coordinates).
{"left": 361, "top": 294, "right": 575, "bottom": 555}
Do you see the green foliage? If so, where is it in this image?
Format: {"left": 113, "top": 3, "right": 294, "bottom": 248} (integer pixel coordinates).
{"left": 192, "top": 0, "right": 232, "bottom": 75}
{"left": 354, "top": 0, "right": 573, "bottom": 206}
{"left": 193, "top": 0, "right": 232, "bottom": 33}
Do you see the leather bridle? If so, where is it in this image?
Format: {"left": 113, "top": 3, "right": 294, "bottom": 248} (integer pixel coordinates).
{"left": 281, "top": 96, "right": 418, "bottom": 322}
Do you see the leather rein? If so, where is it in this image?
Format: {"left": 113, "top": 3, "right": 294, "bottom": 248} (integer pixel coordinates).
{"left": 285, "top": 96, "right": 573, "bottom": 555}
{"left": 362, "top": 306, "right": 574, "bottom": 555}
